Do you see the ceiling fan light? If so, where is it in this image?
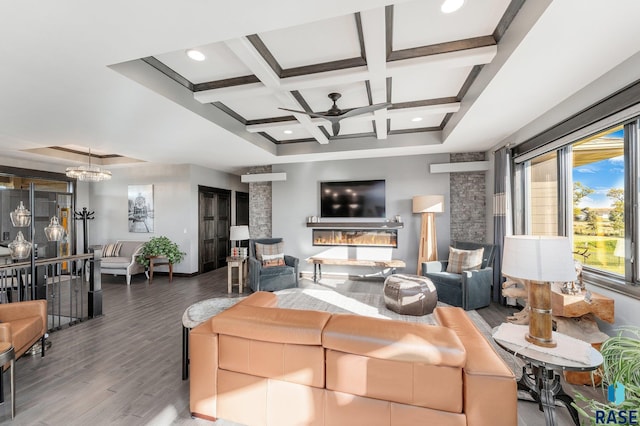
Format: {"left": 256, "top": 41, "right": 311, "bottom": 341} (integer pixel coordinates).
{"left": 441, "top": 0, "right": 464, "bottom": 14}
{"left": 186, "top": 49, "right": 206, "bottom": 61}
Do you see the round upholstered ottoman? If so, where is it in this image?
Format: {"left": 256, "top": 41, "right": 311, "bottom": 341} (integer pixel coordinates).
{"left": 383, "top": 274, "right": 437, "bottom": 316}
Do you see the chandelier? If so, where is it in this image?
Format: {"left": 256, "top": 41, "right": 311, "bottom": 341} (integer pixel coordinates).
{"left": 65, "top": 148, "right": 112, "bottom": 182}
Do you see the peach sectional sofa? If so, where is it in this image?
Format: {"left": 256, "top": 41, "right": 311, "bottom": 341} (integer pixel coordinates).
{"left": 190, "top": 291, "right": 516, "bottom": 426}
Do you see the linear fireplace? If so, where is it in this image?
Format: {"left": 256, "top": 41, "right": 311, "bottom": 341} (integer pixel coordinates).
{"left": 312, "top": 229, "right": 398, "bottom": 248}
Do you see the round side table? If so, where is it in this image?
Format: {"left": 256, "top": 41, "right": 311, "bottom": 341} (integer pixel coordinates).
{"left": 493, "top": 325, "right": 603, "bottom": 426}
{"left": 0, "top": 342, "right": 15, "bottom": 419}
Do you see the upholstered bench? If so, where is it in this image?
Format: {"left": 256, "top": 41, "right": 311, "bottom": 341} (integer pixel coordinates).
{"left": 383, "top": 273, "right": 437, "bottom": 316}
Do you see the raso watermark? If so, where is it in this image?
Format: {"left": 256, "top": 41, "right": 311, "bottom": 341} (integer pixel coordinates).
{"left": 595, "top": 382, "right": 639, "bottom": 425}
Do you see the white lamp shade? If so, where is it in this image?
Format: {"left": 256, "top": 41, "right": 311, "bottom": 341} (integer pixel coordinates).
{"left": 229, "top": 225, "right": 250, "bottom": 241}
{"left": 502, "top": 235, "right": 577, "bottom": 282}
{"left": 412, "top": 195, "right": 445, "bottom": 213}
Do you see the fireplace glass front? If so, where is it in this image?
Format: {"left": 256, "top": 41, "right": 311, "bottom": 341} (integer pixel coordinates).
{"left": 312, "top": 229, "right": 398, "bottom": 248}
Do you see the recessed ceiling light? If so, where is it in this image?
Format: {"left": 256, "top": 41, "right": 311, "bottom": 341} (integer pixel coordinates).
{"left": 283, "top": 130, "right": 293, "bottom": 135}
{"left": 411, "top": 117, "right": 423, "bottom": 122}
{"left": 441, "top": 0, "right": 464, "bottom": 14}
{"left": 186, "top": 49, "right": 206, "bottom": 61}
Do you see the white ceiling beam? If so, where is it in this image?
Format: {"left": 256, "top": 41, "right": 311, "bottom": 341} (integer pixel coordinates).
{"left": 386, "top": 45, "right": 497, "bottom": 77}
{"left": 223, "top": 37, "right": 329, "bottom": 144}
{"left": 193, "top": 46, "right": 495, "bottom": 104}
{"left": 224, "top": 38, "right": 281, "bottom": 87}
{"left": 194, "top": 83, "right": 272, "bottom": 104}
{"left": 246, "top": 117, "right": 328, "bottom": 133}
{"left": 360, "top": 7, "right": 388, "bottom": 140}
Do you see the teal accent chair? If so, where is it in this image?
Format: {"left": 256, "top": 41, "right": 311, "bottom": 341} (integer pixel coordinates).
{"left": 421, "top": 241, "right": 496, "bottom": 310}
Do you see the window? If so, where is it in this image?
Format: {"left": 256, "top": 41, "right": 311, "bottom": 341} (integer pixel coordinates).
{"left": 527, "top": 151, "right": 558, "bottom": 236}
{"left": 515, "top": 121, "right": 639, "bottom": 296}
{"left": 571, "top": 127, "right": 624, "bottom": 276}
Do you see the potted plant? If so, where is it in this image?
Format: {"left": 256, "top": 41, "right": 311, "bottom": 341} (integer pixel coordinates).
{"left": 573, "top": 327, "right": 640, "bottom": 424}
{"left": 136, "top": 236, "right": 186, "bottom": 267}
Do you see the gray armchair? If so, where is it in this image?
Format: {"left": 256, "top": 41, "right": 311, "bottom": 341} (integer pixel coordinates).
{"left": 248, "top": 238, "right": 299, "bottom": 292}
{"left": 421, "top": 241, "right": 496, "bottom": 310}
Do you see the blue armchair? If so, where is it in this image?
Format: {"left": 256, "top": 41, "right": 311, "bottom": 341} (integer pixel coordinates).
{"left": 248, "top": 238, "right": 299, "bottom": 292}
{"left": 421, "top": 241, "right": 496, "bottom": 310}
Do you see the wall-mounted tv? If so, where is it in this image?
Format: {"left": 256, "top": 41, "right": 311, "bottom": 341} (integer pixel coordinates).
{"left": 320, "top": 179, "right": 386, "bottom": 218}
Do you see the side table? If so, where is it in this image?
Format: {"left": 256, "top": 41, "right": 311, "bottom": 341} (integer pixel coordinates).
{"left": 0, "top": 342, "right": 15, "bottom": 419}
{"left": 493, "top": 324, "right": 603, "bottom": 426}
{"left": 226, "top": 256, "right": 247, "bottom": 294}
{"left": 147, "top": 255, "right": 173, "bottom": 284}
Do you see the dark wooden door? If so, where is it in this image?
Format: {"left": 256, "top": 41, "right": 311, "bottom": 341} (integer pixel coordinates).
{"left": 235, "top": 191, "right": 249, "bottom": 248}
{"left": 215, "top": 192, "right": 231, "bottom": 267}
{"left": 198, "top": 186, "right": 231, "bottom": 273}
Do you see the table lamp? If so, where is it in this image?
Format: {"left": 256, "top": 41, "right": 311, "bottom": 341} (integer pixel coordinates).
{"left": 502, "top": 235, "right": 577, "bottom": 348}
{"left": 229, "top": 225, "right": 250, "bottom": 257}
{"left": 412, "top": 195, "right": 445, "bottom": 274}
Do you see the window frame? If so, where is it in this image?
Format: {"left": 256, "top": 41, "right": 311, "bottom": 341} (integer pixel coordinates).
{"left": 513, "top": 120, "right": 640, "bottom": 300}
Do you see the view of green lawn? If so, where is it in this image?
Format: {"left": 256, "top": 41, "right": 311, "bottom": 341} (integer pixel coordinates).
{"left": 572, "top": 234, "right": 624, "bottom": 275}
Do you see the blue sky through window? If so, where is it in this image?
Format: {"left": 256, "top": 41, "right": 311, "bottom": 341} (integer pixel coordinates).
{"left": 573, "top": 130, "right": 624, "bottom": 209}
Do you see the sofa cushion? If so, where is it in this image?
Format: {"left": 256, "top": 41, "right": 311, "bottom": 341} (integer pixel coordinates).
{"left": 117, "top": 241, "right": 145, "bottom": 257}
{"left": 323, "top": 314, "right": 466, "bottom": 366}
{"left": 425, "top": 271, "right": 463, "bottom": 287}
{"left": 102, "top": 242, "right": 122, "bottom": 257}
{"left": 262, "top": 253, "right": 285, "bottom": 267}
{"left": 446, "top": 247, "right": 484, "bottom": 273}
{"left": 211, "top": 304, "right": 331, "bottom": 345}
{"left": 259, "top": 264, "right": 294, "bottom": 277}
{"left": 100, "top": 257, "right": 133, "bottom": 269}
{"left": 254, "top": 241, "right": 284, "bottom": 261}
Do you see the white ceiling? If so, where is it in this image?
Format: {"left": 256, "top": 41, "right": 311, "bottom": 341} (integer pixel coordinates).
{"left": 1, "top": 0, "right": 640, "bottom": 174}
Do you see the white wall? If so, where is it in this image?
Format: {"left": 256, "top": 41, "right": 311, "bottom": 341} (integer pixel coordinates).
{"left": 89, "top": 163, "right": 246, "bottom": 273}
{"left": 272, "top": 154, "right": 450, "bottom": 276}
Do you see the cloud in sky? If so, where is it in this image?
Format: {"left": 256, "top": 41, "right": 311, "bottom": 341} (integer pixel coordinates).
{"left": 576, "top": 167, "right": 598, "bottom": 174}
{"left": 609, "top": 155, "right": 624, "bottom": 163}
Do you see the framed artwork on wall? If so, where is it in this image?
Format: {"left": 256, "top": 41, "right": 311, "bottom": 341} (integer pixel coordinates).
{"left": 128, "top": 184, "right": 154, "bottom": 233}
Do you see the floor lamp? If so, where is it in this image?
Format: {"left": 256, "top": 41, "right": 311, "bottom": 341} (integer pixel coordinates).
{"left": 413, "top": 195, "right": 445, "bottom": 274}
{"left": 502, "top": 235, "right": 576, "bottom": 348}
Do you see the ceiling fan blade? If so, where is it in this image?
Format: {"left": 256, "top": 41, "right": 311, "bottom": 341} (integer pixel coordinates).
{"left": 338, "top": 102, "right": 392, "bottom": 119}
{"left": 278, "top": 107, "right": 328, "bottom": 120}
{"left": 331, "top": 121, "right": 340, "bottom": 137}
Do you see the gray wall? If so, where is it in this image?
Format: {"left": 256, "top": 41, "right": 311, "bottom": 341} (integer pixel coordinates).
{"left": 272, "top": 154, "right": 450, "bottom": 276}
{"left": 89, "top": 163, "right": 246, "bottom": 274}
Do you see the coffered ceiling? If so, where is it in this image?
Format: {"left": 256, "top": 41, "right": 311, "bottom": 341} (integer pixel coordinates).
{"left": 139, "top": 0, "right": 512, "bottom": 146}
{"left": 2, "top": 0, "right": 640, "bottom": 173}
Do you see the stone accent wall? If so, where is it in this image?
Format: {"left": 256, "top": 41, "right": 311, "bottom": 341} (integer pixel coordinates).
{"left": 450, "top": 152, "right": 486, "bottom": 243}
{"left": 248, "top": 165, "right": 272, "bottom": 238}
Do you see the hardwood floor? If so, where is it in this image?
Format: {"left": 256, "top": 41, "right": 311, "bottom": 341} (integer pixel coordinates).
{"left": 0, "top": 270, "right": 603, "bottom": 425}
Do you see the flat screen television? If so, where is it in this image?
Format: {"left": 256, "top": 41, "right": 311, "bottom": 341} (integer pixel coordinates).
{"left": 320, "top": 180, "right": 386, "bottom": 218}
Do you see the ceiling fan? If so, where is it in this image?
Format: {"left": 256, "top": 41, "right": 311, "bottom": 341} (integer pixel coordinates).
{"left": 279, "top": 92, "right": 392, "bottom": 137}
